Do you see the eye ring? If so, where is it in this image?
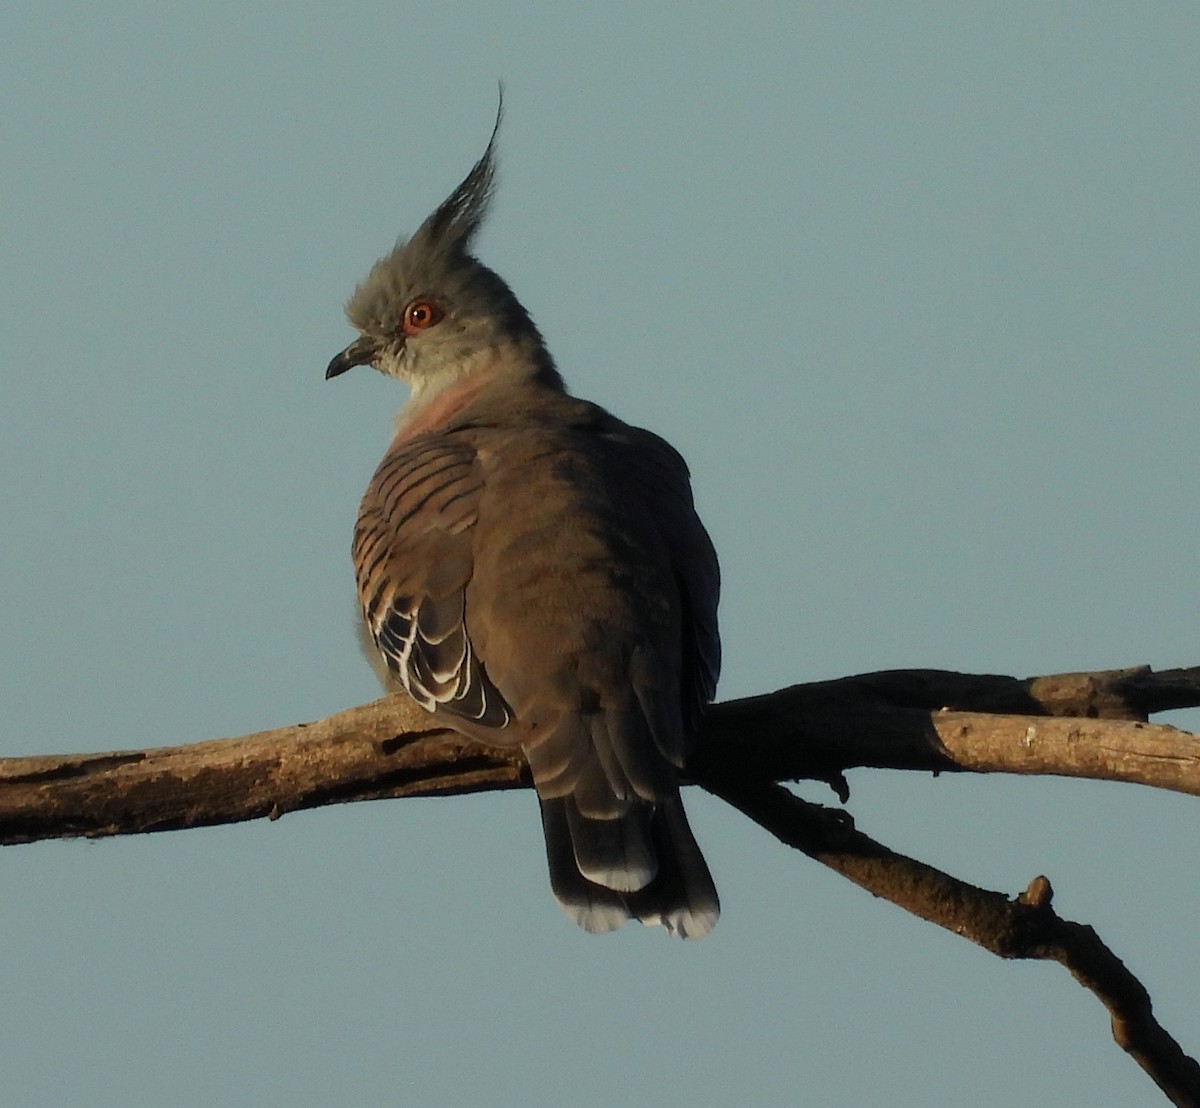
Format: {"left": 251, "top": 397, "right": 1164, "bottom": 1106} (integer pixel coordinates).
{"left": 402, "top": 298, "right": 445, "bottom": 334}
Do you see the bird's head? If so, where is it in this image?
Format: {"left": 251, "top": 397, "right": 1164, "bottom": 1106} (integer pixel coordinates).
{"left": 326, "top": 99, "right": 561, "bottom": 408}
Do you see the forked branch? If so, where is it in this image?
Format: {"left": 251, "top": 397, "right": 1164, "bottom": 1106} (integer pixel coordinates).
{"left": 1, "top": 663, "right": 1195, "bottom": 845}
{"left": 1, "top": 662, "right": 1198, "bottom": 1103}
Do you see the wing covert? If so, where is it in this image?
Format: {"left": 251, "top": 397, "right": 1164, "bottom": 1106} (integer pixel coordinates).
{"left": 353, "top": 434, "right": 510, "bottom": 728}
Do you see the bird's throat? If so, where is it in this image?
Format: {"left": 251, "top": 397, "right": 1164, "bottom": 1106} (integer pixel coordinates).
{"left": 394, "top": 372, "right": 490, "bottom": 442}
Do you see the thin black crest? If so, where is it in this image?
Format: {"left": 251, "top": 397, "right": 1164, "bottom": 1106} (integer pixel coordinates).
{"left": 416, "top": 90, "right": 504, "bottom": 256}
{"left": 343, "top": 90, "right": 513, "bottom": 338}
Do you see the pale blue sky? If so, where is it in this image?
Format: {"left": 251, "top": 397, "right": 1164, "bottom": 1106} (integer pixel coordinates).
{"left": 2, "top": 5, "right": 1198, "bottom": 1106}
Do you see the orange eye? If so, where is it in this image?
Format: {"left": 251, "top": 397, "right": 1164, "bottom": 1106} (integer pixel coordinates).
{"left": 402, "top": 298, "right": 444, "bottom": 334}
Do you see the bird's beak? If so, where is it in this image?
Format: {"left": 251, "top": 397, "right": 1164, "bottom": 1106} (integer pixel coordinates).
{"left": 326, "top": 335, "right": 381, "bottom": 380}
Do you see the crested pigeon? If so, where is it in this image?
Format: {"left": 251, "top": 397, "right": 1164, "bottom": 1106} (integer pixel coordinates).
{"left": 326, "top": 107, "right": 721, "bottom": 938}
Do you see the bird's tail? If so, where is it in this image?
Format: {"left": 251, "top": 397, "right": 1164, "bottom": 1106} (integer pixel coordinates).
{"left": 538, "top": 792, "right": 719, "bottom": 939}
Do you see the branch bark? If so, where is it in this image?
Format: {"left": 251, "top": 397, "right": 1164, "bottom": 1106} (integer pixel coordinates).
{"left": 711, "top": 780, "right": 1200, "bottom": 1108}
{"left": 3, "top": 662, "right": 1199, "bottom": 1102}
{"left": 2, "top": 664, "right": 1197, "bottom": 844}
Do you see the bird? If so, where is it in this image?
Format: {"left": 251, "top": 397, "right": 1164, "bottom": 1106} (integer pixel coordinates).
{"left": 325, "top": 105, "right": 721, "bottom": 938}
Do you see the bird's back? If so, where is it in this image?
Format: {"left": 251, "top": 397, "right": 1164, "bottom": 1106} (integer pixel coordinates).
{"left": 355, "top": 385, "right": 721, "bottom": 935}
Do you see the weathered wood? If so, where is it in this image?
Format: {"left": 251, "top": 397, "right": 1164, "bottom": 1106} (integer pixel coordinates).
{"left": 1, "top": 665, "right": 1197, "bottom": 844}
{"left": 2, "top": 662, "right": 1198, "bottom": 1102}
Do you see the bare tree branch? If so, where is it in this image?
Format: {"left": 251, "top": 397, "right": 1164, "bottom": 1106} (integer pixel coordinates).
{"left": 3, "top": 662, "right": 1198, "bottom": 1102}
{"left": 1, "top": 665, "right": 1198, "bottom": 845}
{"left": 695, "top": 664, "right": 1200, "bottom": 795}
{"left": 709, "top": 779, "right": 1200, "bottom": 1108}
{"left": 0, "top": 696, "right": 519, "bottom": 844}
